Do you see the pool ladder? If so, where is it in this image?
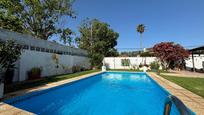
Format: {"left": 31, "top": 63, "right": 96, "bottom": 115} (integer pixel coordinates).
{"left": 163, "top": 95, "right": 192, "bottom": 115}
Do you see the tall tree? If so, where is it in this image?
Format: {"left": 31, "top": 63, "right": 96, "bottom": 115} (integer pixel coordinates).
{"left": 76, "top": 19, "right": 119, "bottom": 68}
{"left": 137, "top": 24, "right": 145, "bottom": 51}
{"left": 153, "top": 42, "right": 189, "bottom": 70}
{"left": 0, "top": 0, "right": 75, "bottom": 45}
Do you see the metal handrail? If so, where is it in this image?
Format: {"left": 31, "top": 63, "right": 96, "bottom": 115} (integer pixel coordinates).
{"left": 163, "top": 95, "right": 192, "bottom": 115}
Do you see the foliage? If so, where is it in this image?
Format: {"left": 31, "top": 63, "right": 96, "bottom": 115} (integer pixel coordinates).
{"left": 72, "top": 65, "right": 87, "bottom": 73}
{"left": 139, "top": 63, "right": 143, "bottom": 68}
{"left": 137, "top": 24, "right": 145, "bottom": 34}
{"left": 0, "top": 40, "right": 22, "bottom": 83}
{"left": 120, "top": 51, "right": 153, "bottom": 57}
{"left": 150, "top": 61, "right": 160, "bottom": 70}
{"left": 76, "top": 19, "right": 119, "bottom": 68}
{"left": 0, "top": 0, "right": 75, "bottom": 45}
{"left": 0, "top": 40, "right": 22, "bottom": 69}
{"left": 140, "top": 52, "right": 154, "bottom": 57}
{"left": 0, "top": 0, "right": 23, "bottom": 32}
{"left": 137, "top": 24, "right": 145, "bottom": 50}
{"left": 106, "top": 48, "right": 119, "bottom": 57}
{"left": 139, "top": 63, "right": 149, "bottom": 68}
{"left": 153, "top": 42, "right": 189, "bottom": 70}
{"left": 72, "top": 65, "right": 81, "bottom": 73}
{"left": 27, "top": 67, "right": 42, "bottom": 80}
{"left": 121, "top": 59, "right": 130, "bottom": 66}
{"left": 120, "top": 51, "right": 139, "bottom": 57}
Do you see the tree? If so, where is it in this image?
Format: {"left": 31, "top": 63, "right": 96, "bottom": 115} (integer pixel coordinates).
{"left": 0, "top": 0, "right": 75, "bottom": 45}
{"left": 153, "top": 42, "right": 189, "bottom": 70}
{"left": 0, "top": 40, "right": 22, "bottom": 84}
{"left": 76, "top": 19, "right": 119, "bottom": 68}
{"left": 0, "top": 0, "right": 24, "bottom": 32}
{"left": 137, "top": 24, "right": 145, "bottom": 52}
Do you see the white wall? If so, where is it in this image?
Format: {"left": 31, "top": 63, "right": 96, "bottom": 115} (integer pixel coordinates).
{"left": 0, "top": 29, "right": 90, "bottom": 82}
{"left": 104, "top": 57, "right": 157, "bottom": 69}
{"left": 185, "top": 54, "right": 204, "bottom": 70}
{"left": 13, "top": 50, "right": 90, "bottom": 82}
{"left": 104, "top": 55, "right": 204, "bottom": 70}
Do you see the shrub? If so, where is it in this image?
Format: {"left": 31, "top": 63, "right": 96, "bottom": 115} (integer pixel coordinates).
{"left": 150, "top": 61, "right": 160, "bottom": 70}
{"left": 139, "top": 63, "right": 149, "bottom": 68}
{"left": 27, "top": 67, "right": 42, "bottom": 80}
{"left": 139, "top": 63, "right": 143, "bottom": 68}
{"left": 0, "top": 40, "right": 22, "bottom": 84}
{"left": 121, "top": 59, "right": 130, "bottom": 66}
{"left": 80, "top": 66, "right": 86, "bottom": 71}
{"left": 140, "top": 52, "right": 154, "bottom": 57}
{"left": 72, "top": 65, "right": 81, "bottom": 73}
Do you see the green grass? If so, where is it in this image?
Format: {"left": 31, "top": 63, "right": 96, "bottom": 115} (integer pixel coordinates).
{"left": 160, "top": 75, "right": 204, "bottom": 98}
{"left": 5, "top": 69, "right": 100, "bottom": 94}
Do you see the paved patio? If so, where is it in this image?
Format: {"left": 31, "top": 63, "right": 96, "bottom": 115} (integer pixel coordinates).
{"left": 147, "top": 72, "right": 204, "bottom": 115}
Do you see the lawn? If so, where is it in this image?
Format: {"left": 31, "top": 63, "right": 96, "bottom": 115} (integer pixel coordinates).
{"left": 5, "top": 69, "right": 100, "bottom": 94}
{"left": 160, "top": 75, "right": 204, "bottom": 98}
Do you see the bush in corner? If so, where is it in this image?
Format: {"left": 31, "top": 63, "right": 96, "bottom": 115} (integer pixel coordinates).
{"left": 150, "top": 61, "right": 160, "bottom": 72}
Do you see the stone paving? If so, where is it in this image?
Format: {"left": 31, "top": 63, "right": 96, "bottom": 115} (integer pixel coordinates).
{"left": 0, "top": 103, "right": 33, "bottom": 115}
{"left": 147, "top": 72, "right": 204, "bottom": 115}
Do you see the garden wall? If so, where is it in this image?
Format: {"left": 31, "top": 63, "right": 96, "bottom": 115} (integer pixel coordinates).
{"left": 103, "top": 57, "right": 157, "bottom": 69}
{"left": 0, "top": 29, "right": 90, "bottom": 82}
{"left": 185, "top": 54, "right": 204, "bottom": 70}
{"left": 104, "top": 56, "right": 204, "bottom": 70}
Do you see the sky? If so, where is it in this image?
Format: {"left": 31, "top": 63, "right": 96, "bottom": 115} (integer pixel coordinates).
{"left": 64, "top": 0, "right": 204, "bottom": 51}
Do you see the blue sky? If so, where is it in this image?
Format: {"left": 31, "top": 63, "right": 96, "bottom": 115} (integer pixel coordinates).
{"left": 64, "top": 0, "right": 204, "bottom": 51}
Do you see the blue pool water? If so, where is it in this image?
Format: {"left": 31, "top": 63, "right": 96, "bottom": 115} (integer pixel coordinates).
{"left": 6, "top": 72, "right": 182, "bottom": 115}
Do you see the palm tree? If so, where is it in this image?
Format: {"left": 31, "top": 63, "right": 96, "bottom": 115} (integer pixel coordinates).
{"left": 137, "top": 24, "right": 145, "bottom": 52}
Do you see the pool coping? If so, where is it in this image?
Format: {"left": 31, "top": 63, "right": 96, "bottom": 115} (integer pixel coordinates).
{"left": 0, "top": 71, "right": 103, "bottom": 115}
{"left": 147, "top": 72, "right": 204, "bottom": 115}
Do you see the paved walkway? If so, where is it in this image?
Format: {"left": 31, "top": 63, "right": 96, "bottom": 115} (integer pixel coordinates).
{"left": 147, "top": 72, "right": 204, "bottom": 115}
{"left": 161, "top": 70, "right": 204, "bottom": 78}
{"left": 0, "top": 71, "right": 103, "bottom": 115}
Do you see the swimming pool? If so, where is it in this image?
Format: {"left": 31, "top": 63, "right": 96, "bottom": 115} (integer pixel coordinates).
{"left": 5, "top": 72, "right": 191, "bottom": 115}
